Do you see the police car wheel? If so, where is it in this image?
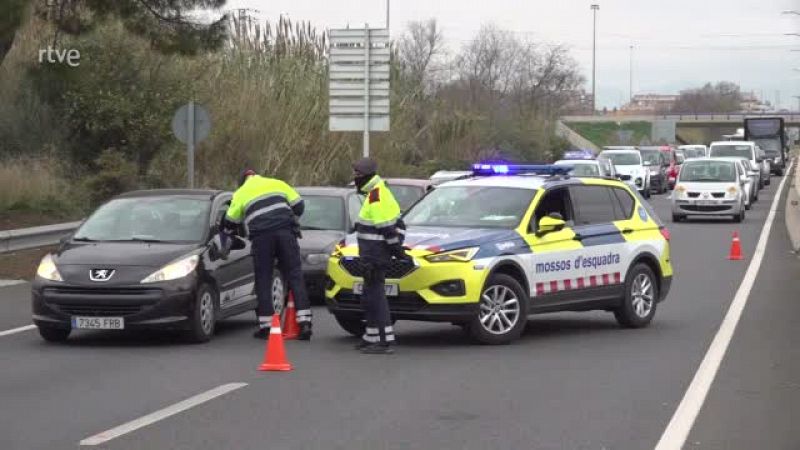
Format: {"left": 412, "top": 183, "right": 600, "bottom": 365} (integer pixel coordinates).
{"left": 468, "top": 274, "right": 528, "bottom": 345}
{"left": 333, "top": 315, "right": 366, "bottom": 337}
{"left": 37, "top": 325, "right": 70, "bottom": 343}
{"left": 614, "top": 264, "right": 658, "bottom": 328}
{"left": 186, "top": 284, "right": 217, "bottom": 343}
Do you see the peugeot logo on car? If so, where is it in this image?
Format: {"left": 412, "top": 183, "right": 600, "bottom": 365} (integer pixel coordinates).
{"left": 89, "top": 269, "right": 115, "bottom": 282}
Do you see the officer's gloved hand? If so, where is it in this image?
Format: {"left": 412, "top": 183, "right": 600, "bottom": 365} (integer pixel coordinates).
{"left": 211, "top": 233, "right": 232, "bottom": 260}
{"left": 391, "top": 244, "right": 412, "bottom": 264}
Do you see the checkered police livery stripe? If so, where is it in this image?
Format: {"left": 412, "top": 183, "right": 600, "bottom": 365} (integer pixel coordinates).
{"left": 534, "top": 272, "right": 622, "bottom": 296}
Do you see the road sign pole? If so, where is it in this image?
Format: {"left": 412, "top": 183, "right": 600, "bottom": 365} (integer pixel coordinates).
{"left": 188, "top": 101, "right": 195, "bottom": 188}
{"left": 363, "top": 23, "right": 370, "bottom": 158}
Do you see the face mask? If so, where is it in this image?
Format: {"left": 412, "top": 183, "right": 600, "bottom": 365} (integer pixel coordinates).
{"left": 354, "top": 174, "right": 371, "bottom": 192}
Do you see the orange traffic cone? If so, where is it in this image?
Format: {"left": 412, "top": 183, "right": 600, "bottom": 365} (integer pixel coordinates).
{"left": 258, "top": 314, "right": 293, "bottom": 372}
{"left": 282, "top": 291, "right": 300, "bottom": 340}
{"left": 728, "top": 231, "right": 743, "bottom": 261}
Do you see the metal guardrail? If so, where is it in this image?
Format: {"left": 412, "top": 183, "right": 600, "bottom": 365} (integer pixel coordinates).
{"left": 0, "top": 221, "right": 81, "bottom": 254}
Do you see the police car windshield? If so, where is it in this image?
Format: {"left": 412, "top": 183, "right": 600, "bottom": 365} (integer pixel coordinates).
{"left": 404, "top": 186, "right": 534, "bottom": 229}
{"left": 679, "top": 161, "right": 737, "bottom": 182}
{"left": 73, "top": 197, "right": 211, "bottom": 242}
{"left": 602, "top": 152, "right": 641, "bottom": 166}
{"left": 299, "top": 195, "right": 345, "bottom": 231}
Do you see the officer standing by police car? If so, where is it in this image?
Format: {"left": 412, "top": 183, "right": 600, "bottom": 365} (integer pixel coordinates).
{"left": 223, "top": 169, "right": 313, "bottom": 340}
{"left": 352, "top": 158, "right": 409, "bottom": 354}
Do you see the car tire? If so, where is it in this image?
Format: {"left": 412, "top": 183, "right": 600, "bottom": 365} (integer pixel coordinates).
{"left": 614, "top": 263, "right": 658, "bottom": 328}
{"left": 745, "top": 201, "right": 751, "bottom": 210}
{"left": 765, "top": 176, "right": 771, "bottom": 186}
{"left": 186, "top": 284, "right": 217, "bottom": 343}
{"left": 734, "top": 208, "right": 745, "bottom": 223}
{"left": 776, "top": 169, "right": 784, "bottom": 176}
{"left": 333, "top": 315, "right": 366, "bottom": 337}
{"left": 271, "top": 270, "right": 286, "bottom": 315}
{"left": 672, "top": 213, "right": 683, "bottom": 223}
{"left": 643, "top": 188, "right": 651, "bottom": 199}
{"left": 37, "top": 325, "right": 70, "bottom": 343}
{"left": 466, "top": 273, "right": 528, "bottom": 345}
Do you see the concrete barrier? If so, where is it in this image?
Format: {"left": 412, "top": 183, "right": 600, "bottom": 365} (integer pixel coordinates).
{"left": 785, "top": 158, "right": 800, "bottom": 253}
{"left": 0, "top": 221, "right": 81, "bottom": 254}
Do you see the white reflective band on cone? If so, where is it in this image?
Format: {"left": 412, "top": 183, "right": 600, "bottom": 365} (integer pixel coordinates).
{"left": 270, "top": 327, "right": 281, "bottom": 334}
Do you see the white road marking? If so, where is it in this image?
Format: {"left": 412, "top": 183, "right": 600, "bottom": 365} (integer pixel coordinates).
{"left": 0, "top": 279, "right": 25, "bottom": 287}
{"left": 655, "top": 161, "right": 794, "bottom": 450}
{"left": 0, "top": 324, "right": 36, "bottom": 337}
{"left": 80, "top": 382, "right": 248, "bottom": 446}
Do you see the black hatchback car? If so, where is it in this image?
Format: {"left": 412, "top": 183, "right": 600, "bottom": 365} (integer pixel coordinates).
{"left": 31, "top": 189, "right": 272, "bottom": 343}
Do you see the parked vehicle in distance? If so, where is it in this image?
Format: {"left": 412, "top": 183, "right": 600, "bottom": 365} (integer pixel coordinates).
{"left": 553, "top": 158, "right": 617, "bottom": 178}
{"left": 736, "top": 158, "right": 760, "bottom": 203}
{"left": 384, "top": 178, "right": 433, "bottom": 211}
{"left": 638, "top": 147, "right": 669, "bottom": 194}
{"left": 744, "top": 117, "right": 786, "bottom": 176}
{"left": 597, "top": 149, "right": 650, "bottom": 198}
{"left": 712, "top": 158, "right": 754, "bottom": 210}
{"left": 296, "top": 187, "right": 363, "bottom": 300}
{"left": 678, "top": 145, "right": 707, "bottom": 159}
{"left": 755, "top": 146, "right": 771, "bottom": 186}
{"left": 708, "top": 141, "right": 766, "bottom": 190}
{"left": 671, "top": 159, "right": 747, "bottom": 223}
{"left": 31, "top": 189, "right": 262, "bottom": 343}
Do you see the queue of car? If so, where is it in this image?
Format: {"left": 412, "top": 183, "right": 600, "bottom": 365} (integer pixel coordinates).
{"left": 31, "top": 138, "right": 777, "bottom": 344}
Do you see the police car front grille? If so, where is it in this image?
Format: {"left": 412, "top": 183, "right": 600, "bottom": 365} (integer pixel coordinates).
{"left": 339, "top": 258, "right": 416, "bottom": 279}
{"left": 334, "top": 291, "right": 427, "bottom": 312}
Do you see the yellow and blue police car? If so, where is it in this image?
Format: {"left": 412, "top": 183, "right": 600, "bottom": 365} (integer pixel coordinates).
{"left": 325, "top": 164, "right": 673, "bottom": 344}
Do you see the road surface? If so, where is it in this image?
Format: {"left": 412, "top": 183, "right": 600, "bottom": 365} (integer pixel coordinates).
{"left": 0, "top": 174, "right": 797, "bottom": 450}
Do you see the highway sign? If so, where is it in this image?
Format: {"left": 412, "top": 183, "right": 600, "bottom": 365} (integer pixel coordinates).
{"left": 172, "top": 102, "right": 211, "bottom": 188}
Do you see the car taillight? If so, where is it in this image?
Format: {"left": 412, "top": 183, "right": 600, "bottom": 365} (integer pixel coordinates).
{"left": 660, "top": 227, "right": 671, "bottom": 241}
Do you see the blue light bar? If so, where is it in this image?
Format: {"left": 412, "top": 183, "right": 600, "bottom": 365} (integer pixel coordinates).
{"left": 471, "top": 163, "right": 572, "bottom": 176}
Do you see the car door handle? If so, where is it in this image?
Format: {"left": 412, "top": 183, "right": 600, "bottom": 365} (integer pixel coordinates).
{"left": 621, "top": 228, "right": 634, "bottom": 234}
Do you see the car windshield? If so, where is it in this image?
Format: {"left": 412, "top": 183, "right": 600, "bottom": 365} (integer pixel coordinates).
{"left": 298, "top": 195, "right": 345, "bottom": 231}
{"left": 386, "top": 184, "right": 425, "bottom": 210}
{"left": 682, "top": 148, "right": 705, "bottom": 159}
{"left": 710, "top": 144, "right": 752, "bottom": 159}
{"left": 602, "top": 152, "right": 641, "bottom": 166}
{"left": 679, "top": 161, "right": 737, "bottom": 182}
{"left": 404, "top": 186, "right": 534, "bottom": 229}
{"left": 74, "top": 197, "right": 211, "bottom": 242}
{"left": 753, "top": 138, "right": 781, "bottom": 155}
{"left": 565, "top": 163, "right": 601, "bottom": 176}
{"left": 639, "top": 151, "right": 661, "bottom": 165}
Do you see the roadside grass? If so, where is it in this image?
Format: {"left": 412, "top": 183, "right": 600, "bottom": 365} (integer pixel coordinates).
{"left": 0, "top": 158, "right": 84, "bottom": 222}
{"left": 566, "top": 121, "right": 652, "bottom": 148}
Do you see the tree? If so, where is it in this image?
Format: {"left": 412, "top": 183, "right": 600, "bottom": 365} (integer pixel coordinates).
{"left": 671, "top": 81, "right": 743, "bottom": 113}
{"left": 0, "top": 0, "right": 229, "bottom": 66}
{"left": 397, "top": 19, "right": 445, "bottom": 91}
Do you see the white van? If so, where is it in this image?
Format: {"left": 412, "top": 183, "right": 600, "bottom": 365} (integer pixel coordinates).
{"left": 708, "top": 141, "right": 765, "bottom": 190}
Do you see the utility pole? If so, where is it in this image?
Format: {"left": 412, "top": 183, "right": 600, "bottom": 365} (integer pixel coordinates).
{"left": 591, "top": 4, "right": 600, "bottom": 114}
{"left": 386, "top": 0, "right": 390, "bottom": 30}
{"left": 629, "top": 44, "right": 634, "bottom": 104}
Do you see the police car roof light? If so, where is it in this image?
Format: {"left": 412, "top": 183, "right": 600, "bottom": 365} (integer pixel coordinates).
{"left": 471, "top": 163, "right": 572, "bottom": 176}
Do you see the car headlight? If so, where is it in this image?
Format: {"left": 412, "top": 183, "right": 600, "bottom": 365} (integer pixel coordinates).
{"left": 36, "top": 254, "right": 63, "bottom": 281}
{"left": 141, "top": 254, "right": 199, "bottom": 283}
{"left": 774, "top": 157, "right": 781, "bottom": 164}
{"left": 727, "top": 186, "right": 739, "bottom": 197}
{"left": 305, "top": 253, "right": 329, "bottom": 265}
{"left": 424, "top": 247, "right": 479, "bottom": 263}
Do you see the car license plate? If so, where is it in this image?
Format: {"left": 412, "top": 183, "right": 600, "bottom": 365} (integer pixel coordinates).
{"left": 71, "top": 316, "right": 125, "bottom": 330}
{"left": 352, "top": 282, "right": 399, "bottom": 297}
{"left": 697, "top": 200, "right": 717, "bottom": 206}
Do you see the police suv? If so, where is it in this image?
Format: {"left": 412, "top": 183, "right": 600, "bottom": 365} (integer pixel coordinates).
{"left": 325, "top": 164, "right": 673, "bottom": 344}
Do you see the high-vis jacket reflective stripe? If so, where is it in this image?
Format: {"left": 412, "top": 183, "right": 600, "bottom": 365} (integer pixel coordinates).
{"left": 226, "top": 175, "right": 304, "bottom": 234}
{"left": 356, "top": 175, "right": 403, "bottom": 244}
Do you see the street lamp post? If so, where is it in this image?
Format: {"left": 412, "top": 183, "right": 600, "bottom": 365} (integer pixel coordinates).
{"left": 629, "top": 44, "right": 634, "bottom": 104}
{"left": 591, "top": 4, "right": 600, "bottom": 114}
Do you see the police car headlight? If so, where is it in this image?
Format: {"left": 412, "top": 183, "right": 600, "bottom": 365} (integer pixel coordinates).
{"left": 424, "top": 247, "right": 479, "bottom": 263}
{"left": 141, "top": 255, "right": 199, "bottom": 283}
{"left": 305, "top": 253, "right": 329, "bottom": 265}
{"left": 36, "top": 254, "right": 63, "bottom": 281}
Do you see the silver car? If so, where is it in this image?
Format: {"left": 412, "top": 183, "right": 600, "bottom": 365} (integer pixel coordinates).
{"left": 671, "top": 159, "right": 747, "bottom": 223}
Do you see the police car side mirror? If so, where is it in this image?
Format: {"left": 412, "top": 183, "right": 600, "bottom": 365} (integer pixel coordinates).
{"left": 536, "top": 215, "right": 566, "bottom": 237}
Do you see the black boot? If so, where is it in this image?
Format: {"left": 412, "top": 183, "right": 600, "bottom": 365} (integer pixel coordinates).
{"left": 298, "top": 322, "right": 312, "bottom": 341}
{"left": 354, "top": 339, "right": 372, "bottom": 350}
{"left": 252, "top": 327, "right": 269, "bottom": 339}
{"left": 360, "top": 343, "right": 395, "bottom": 354}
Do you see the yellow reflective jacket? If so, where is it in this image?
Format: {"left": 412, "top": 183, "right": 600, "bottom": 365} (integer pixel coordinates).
{"left": 226, "top": 175, "right": 304, "bottom": 235}
{"left": 356, "top": 175, "right": 404, "bottom": 246}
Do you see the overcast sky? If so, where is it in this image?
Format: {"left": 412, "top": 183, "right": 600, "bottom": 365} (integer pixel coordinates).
{"left": 225, "top": 0, "right": 800, "bottom": 109}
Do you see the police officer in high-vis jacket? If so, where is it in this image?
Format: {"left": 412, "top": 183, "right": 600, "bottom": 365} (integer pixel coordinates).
{"left": 352, "top": 158, "right": 409, "bottom": 354}
{"left": 224, "top": 169, "right": 312, "bottom": 340}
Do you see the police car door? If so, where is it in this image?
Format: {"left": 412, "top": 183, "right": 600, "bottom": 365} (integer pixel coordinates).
{"left": 566, "top": 184, "right": 628, "bottom": 302}
{"left": 523, "top": 186, "right": 584, "bottom": 307}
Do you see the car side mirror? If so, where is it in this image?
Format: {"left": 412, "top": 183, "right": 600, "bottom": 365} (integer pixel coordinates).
{"left": 618, "top": 174, "right": 632, "bottom": 181}
{"left": 536, "top": 214, "right": 566, "bottom": 237}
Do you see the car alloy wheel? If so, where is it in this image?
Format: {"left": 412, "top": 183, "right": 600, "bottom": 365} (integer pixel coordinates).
{"left": 199, "top": 291, "right": 215, "bottom": 336}
{"left": 272, "top": 272, "right": 285, "bottom": 314}
{"left": 478, "top": 285, "right": 520, "bottom": 335}
{"left": 630, "top": 273, "right": 654, "bottom": 318}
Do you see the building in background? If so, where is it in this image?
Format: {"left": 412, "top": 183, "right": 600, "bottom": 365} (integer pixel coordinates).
{"left": 621, "top": 94, "right": 679, "bottom": 114}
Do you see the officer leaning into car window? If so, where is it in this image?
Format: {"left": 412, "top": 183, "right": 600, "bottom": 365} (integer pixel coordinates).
{"left": 352, "top": 158, "right": 410, "bottom": 354}
{"left": 223, "top": 169, "right": 312, "bottom": 340}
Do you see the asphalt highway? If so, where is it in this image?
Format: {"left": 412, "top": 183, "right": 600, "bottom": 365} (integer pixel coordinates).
{"left": 0, "top": 173, "right": 797, "bottom": 450}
